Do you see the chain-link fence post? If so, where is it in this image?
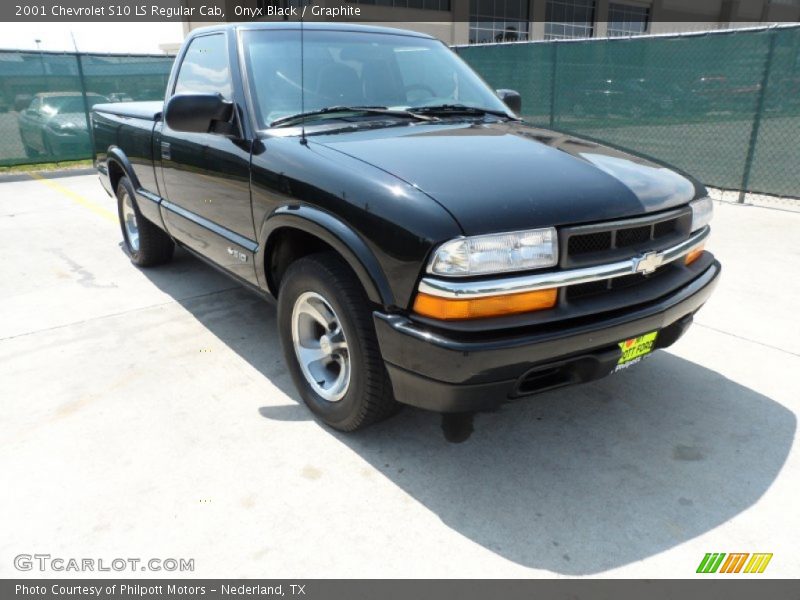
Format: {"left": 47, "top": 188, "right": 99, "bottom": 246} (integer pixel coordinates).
{"left": 73, "top": 52, "right": 96, "bottom": 163}
{"left": 549, "top": 42, "right": 558, "bottom": 128}
{"left": 738, "top": 28, "right": 778, "bottom": 204}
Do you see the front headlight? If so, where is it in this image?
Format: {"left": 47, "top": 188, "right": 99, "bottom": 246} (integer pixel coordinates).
{"left": 427, "top": 227, "right": 558, "bottom": 277}
{"left": 690, "top": 196, "right": 713, "bottom": 232}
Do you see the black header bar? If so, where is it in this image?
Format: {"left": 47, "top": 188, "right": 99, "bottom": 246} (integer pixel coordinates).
{"left": 2, "top": 0, "right": 800, "bottom": 23}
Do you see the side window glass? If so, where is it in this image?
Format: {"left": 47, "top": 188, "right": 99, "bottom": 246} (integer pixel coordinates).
{"left": 174, "top": 34, "right": 232, "bottom": 100}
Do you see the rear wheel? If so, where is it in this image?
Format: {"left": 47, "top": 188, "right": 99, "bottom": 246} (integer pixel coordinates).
{"left": 116, "top": 176, "right": 174, "bottom": 267}
{"left": 22, "top": 143, "right": 38, "bottom": 159}
{"left": 278, "top": 253, "right": 399, "bottom": 431}
{"left": 20, "top": 131, "right": 38, "bottom": 158}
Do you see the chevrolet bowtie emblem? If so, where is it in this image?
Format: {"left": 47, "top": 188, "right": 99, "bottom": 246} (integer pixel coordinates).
{"left": 633, "top": 251, "right": 664, "bottom": 274}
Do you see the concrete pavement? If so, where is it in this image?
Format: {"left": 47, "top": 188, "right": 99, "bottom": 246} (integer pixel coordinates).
{"left": 0, "top": 174, "right": 798, "bottom": 578}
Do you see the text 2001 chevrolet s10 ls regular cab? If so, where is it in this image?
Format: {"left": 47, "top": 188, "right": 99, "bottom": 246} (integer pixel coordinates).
{"left": 92, "top": 23, "right": 720, "bottom": 431}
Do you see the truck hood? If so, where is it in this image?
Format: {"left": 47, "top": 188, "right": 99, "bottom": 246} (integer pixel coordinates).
{"left": 312, "top": 121, "right": 701, "bottom": 235}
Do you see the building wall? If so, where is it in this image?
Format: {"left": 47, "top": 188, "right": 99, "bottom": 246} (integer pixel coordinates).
{"left": 181, "top": 0, "right": 799, "bottom": 44}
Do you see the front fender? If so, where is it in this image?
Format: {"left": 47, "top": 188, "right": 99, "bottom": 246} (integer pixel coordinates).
{"left": 257, "top": 205, "right": 395, "bottom": 307}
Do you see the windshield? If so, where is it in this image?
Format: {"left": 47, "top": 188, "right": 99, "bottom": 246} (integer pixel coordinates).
{"left": 241, "top": 29, "right": 511, "bottom": 128}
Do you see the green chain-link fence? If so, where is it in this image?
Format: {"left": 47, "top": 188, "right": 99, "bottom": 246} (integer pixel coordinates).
{"left": 3, "top": 27, "right": 799, "bottom": 201}
{"left": 0, "top": 50, "right": 174, "bottom": 167}
{"left": 456, "top": 25, "right": 800, "bottom": 200}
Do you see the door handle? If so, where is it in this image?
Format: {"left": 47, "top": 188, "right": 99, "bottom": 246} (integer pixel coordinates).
{"left": 160, "top": 141, "right": 171, "bottom": 160}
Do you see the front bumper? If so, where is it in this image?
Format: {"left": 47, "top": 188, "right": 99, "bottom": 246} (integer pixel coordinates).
{"left": 374, "top": 260, "right": 721, "bottom": 413}
{"left": 46, "top": 128, "right": 90, "bottom": 157}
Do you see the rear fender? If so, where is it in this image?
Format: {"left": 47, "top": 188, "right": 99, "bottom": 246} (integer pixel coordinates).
{"left": 105, "top": 147, "right": 163, "bottom": 228}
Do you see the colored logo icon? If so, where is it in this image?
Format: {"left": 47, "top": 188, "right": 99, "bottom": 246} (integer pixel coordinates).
{"left": 696, "top": 553, "right": 773, "bottom": 574}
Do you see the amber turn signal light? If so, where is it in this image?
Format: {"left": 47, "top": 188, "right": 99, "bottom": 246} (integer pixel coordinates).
{"left": 685, "top": 244, "right": 705, "bottom": 266}
{"left": 413, "top": 288, "right": 558, "bottom": 320}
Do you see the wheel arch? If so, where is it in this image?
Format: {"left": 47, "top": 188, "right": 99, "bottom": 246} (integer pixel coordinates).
{"left": 257, "top": 206, "right": 395, "bottom": 308}
{"left": 105, "top": 147, "right": 140, "bottom": 193}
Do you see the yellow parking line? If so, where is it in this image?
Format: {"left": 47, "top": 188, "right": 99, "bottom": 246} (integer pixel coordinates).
{"left": 29, "top": 172, "right": 117, "bottom": 223}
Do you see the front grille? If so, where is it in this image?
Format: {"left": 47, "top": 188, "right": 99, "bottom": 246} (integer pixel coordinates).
{"left": 565, "top": 280, "right": 608, "bottom": 300}
{"left": 559, "top": 207, "right": 692, "bottom": 269}
{"left": 565, "top": 262, "right": 675, "bottom": 302}
{"left": 654, "top": 219, "right": 678, "bottom": 239}
{"left": 616, "top": 225, "right": 651, "bottom": 247}
{"left": 611, "top": 273, "right": 649, "bottom": 290}
{"left": 568, "top": 231, "right": 612, "bottom": 256}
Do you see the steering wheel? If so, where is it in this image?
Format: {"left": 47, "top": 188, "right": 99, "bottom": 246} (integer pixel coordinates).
{"left": 404, "top": 84, "right": 437, "bottom": 101}
{"left": 276, "top": 70, "right": 331, "bottom": 104}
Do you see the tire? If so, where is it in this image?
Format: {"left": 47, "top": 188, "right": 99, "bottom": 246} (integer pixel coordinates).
{"left": 277, "top": 252, "right": 399, "bottom": 431}
{"left": 20, "top": 130, "right": 38, "bottom": 158}
{"left": 42, "top": 134, "right": 53, "bottom": 158}
{"left": 22, "top": 142, "right": 38, "bottom": 159}
{"left": 116, "top": 176, "right": 174, "bottom": 267}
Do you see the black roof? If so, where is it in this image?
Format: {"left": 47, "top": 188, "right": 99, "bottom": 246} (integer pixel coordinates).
{"left": 189, "top": 21, "right": 434, "bottom": 40}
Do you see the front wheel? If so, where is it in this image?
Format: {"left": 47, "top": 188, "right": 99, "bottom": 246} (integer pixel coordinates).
{"left": 277, "top": 253, "right": 399, "bottom": 431}
{"left": 20, "top": 130, "right": 38, "bottom": 158}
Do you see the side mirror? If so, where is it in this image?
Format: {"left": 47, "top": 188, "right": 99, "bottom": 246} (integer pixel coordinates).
{"left": 165, "top": 93, "right": 234, "bottom": 134}
{"left": 496, "top": 89, "right": 522, "bottom": 114}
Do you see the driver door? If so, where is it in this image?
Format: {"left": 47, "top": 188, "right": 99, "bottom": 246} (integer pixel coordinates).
{"left": 159, "top": 32, "right": 257, "bottom": 285}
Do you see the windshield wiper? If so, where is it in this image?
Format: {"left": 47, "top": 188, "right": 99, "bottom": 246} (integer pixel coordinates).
{"left": 406, "top": 104, "right": 519, "bottom": 120}
{"left": 270, "top": 106, "right": 436, "bottom": 127}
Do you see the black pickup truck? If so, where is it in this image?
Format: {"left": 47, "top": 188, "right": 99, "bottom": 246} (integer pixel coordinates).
{"left": 92, "top": 22, "right": 720, "bottom": 432}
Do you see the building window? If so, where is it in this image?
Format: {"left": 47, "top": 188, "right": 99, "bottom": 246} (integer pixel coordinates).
{"left": 607, "top": 3, "right": 649, "bottom": 36}
{"left": 544, "top": 0, "right": 596, "bottom": 40}
{"left": 350, "top": 0, "right": 451, "bottom": 10}
{"left": 469, "top": 0, "right": 530, "bottom": 44}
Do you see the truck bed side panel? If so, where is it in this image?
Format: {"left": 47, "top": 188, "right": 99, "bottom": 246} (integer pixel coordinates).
{"left": 92, "top": 104, "right": 163, "bottom": 226}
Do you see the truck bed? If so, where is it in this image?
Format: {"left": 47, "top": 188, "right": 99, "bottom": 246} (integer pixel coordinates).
{"left": 92, "top": 101, "right": 163, "bottom": 121}
{"left": 92, "top": 101, "right": 163, "bottom": 198}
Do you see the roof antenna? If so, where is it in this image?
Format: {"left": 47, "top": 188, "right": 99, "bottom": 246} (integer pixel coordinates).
{"left": 299, "top": 0, "right": 307, "bottom": 146}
